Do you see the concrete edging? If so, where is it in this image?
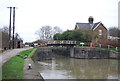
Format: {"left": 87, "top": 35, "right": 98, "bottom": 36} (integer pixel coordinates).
{"left": 24, "top": 48, "right": 44, "bottom": 80}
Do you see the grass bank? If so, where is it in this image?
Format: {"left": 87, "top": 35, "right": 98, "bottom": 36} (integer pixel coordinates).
{"left": 76, "top": 46, "right": 120, "bottom": 53}
{"left": 2, "top": 48, "right": 35, "bottom": 80}
{"left": 36, "top": 47, "right": 49, "bottom": 48}
{"left": 2, "top": 56, "right": 24, "bottom": 79}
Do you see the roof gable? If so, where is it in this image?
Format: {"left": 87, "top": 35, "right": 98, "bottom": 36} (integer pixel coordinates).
{"left": 75, "top": 22, "right": 107, "bottom": 31}
{"left": 91, "top": 22, "right": 101, "bottom": 30}
{"left": 92, "top": 22, "right": 107, "bottom": 31}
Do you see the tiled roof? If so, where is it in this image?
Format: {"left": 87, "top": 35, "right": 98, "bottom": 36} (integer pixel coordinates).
{"left": 75, "top": 22, "right": 101, "bottom": 30}
{"left": 91, "top": 22, "right": 100, "bottom": 30}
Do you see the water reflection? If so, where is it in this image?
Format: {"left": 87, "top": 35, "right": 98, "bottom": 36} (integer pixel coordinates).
{"left": 34, "top": 54, "right": 118, "bottom": 79}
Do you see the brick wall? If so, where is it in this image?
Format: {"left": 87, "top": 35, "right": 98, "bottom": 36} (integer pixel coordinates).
{"left": 92, "top": 24, "right": 108, "bottom": 45}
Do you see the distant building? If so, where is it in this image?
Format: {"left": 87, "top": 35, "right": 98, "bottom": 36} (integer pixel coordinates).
{"left": 16, "top": 40, "right": 23, "bottom": 48}
{"left": 75, "top": 16, "right": 108, "bottom": 45}
{"left": 0, "top": 32, "right": 23, "bottom": 49}
{"left": 108, "top": 36, "right": 120, "bottom": 40}
{"left": 1, "top": 31, "right": 9, "bottom": 50}
{"left": 33, "top": 43, "right": 38, "bottom": 47}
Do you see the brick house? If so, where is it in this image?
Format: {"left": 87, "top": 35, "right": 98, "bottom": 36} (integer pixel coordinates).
{"left": 75, "top": 16, "right": 108, "bottom": 45}
{"left": 1, "top": 31, "right": 9, "bottom": 50}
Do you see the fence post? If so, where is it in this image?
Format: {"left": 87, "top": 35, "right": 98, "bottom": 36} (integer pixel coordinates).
{"left": 82, "top": 44, "right": 83, "bottom": 47}
{"left": 116, "top": 47, "right": 118, "bottom": 51}
{"left": 48, "top": 41, "right": 50, "bottom": 44}
{"left": 75, "top": 41, "right": 76, "bottom": 44}
{"left": 108, "top": 45, "right": 110, "bottom": 49}
{"left": 90, "top": 43, "right": 92, "bottom": 47}
{"left": 99, "top": 44, "right": 101, "bottom": 48}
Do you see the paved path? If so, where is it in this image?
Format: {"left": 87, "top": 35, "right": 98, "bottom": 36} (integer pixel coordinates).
{"left": 24, "top": 48, "right": 43, "bottom": 80}
{"left": 24, "top": 58, "right": 43, "bottom": 80}
{"left": 0, "top": 48, "right": 31, "bottom": 67}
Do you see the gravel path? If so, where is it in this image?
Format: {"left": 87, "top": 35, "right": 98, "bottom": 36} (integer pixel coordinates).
{"left": 0, "top": 48, "right": 31, "bottom": 67}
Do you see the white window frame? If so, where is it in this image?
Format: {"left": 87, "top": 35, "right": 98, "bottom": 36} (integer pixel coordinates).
{"left": 99, "top": 29, "right": 102, "bottom": 36}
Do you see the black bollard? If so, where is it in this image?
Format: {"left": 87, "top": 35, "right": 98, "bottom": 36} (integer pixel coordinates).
{"left": 28, "top": 64, "right": 32, "bottom": 69}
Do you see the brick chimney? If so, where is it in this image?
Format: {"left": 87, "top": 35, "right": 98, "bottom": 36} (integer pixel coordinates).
{"left": 88, "top": 16, "right": 94, "bottom": 24}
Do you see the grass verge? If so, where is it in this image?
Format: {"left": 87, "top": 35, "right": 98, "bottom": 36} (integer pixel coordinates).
{"left": 2, "top": 56, "right": 24, "bottom": 79}
{"left": 2, "top": 48, "right": 35, "bottom": 80}
{"left": 100, "top": 47, "right": 120, "bottom": 53}
{"left": 36, "top": 47, "right": 49, "bottom": 48}
{"left": 18, "top": 48, "right": 35, "bottom": 58}
{"left": 76, "top": 46, "right": 120, "bottom": 53}
{"left": 28, "top": 48, "right": 37, "bottom": 58}
{"left": 76, "top": 46, "right": 96, "bottom": 48}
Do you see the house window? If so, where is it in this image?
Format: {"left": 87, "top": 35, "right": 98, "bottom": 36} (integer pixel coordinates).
{"left": 99, "top": 29, "right": 102, "bottom": 36}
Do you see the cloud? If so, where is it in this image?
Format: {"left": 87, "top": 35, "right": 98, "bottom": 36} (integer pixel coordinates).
{"left": 0, "top": 0, "right": 119, "bottom": 42}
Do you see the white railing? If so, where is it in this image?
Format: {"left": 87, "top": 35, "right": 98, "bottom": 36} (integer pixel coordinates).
{"left": 47, "top": 40, "right": 77, "bottom": 44}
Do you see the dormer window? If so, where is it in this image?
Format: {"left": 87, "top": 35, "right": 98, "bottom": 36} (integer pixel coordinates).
{"left": 99, "top": 29, "right": 102, "bottom": 36}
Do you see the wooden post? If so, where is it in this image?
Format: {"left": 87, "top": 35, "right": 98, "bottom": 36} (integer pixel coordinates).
{"left": 75, "top": 41, "right": 76, "bottom": 44}
{"left": 90, "top": 43, "right": 92, "bottom": 47}
{"left": 82, "top": 44, "right": 83, "bottom": 47}
{"left": 108, "top": 45, "right": 110, "bottom": 49}
{"left": 116, "top": 47, "right": 118, "bottom": 51}
{"left": 99, "top": 44, "right": 101, "bottom": 48}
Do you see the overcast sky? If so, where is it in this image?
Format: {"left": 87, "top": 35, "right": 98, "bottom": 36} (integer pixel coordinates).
{"left": 0, "top": 0, "right": 119, "bottom": 42}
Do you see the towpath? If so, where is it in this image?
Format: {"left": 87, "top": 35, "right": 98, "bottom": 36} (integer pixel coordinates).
{"left": 0, "top": 48, "right": 31, "bottom": 67}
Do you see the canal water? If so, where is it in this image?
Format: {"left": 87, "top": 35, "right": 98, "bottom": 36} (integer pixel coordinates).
{"left": 34, "top": 54, "right": 118, "bottom": 79}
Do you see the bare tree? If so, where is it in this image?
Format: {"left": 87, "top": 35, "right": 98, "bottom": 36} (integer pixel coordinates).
{"left": 53, "top": 26, "right": 63, "bottom": 35}
{"left": 35, "top": 28, "right": 42, "bottom": 40}
{"left": 109, "top": 27, "right": 120, "bottom": 37}
{"left": 2, "top": 26, "right": 9, "bottom": 33}
{"left": 0, "top": 27, "right": 9, "bottom": 49}
{"left": 35, "top": 25, "right": 63, "bottom": 40}
{"left": 35, "top": 25, "right": 53, "bottom": 40}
